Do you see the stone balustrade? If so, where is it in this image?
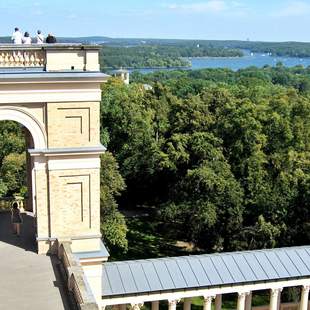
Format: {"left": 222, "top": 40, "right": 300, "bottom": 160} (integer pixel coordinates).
{"left": 0, "top": 44, "right": 100, "bottom": 71}
{"left": 0, "top": 49, "right": 45, "bottom": 68}
{"left": 58, "top": 242, "right": 99, "bottom": 310}
{"left": 0, "top": 197, "right": 26, "bottom": 212}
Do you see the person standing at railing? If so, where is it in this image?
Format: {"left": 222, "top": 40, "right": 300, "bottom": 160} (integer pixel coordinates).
{"left": 11, "top": 202, "right": 23, "bottom": 237}
{"left": 46, "top": 33, "right": 57, "bottom": 43}
{"left": 11, "top": 27, "right": 22, "bottom": 44}
{"left": 22, "top": 32, "right": 32, "bottom": 44}
{"left": 36, "top": 30, "right": 44, "bottom": 44}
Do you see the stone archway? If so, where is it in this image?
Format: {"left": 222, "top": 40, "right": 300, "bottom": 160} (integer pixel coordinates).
{"left": 0, "top": 107, "right": 47, "bottom": 244}
{"left": 0, "top": 44, "right": 109, "bottom": 256}
{"left": 0, "top": 107, "right": 47, "bottom": 149}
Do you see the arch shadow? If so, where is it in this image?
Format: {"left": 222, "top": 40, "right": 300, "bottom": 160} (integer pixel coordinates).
{"left": 0, "top": 107, "right": 47, "bottom": 149}
{"left": 0, "top": 211, "right": 37, "bottom": 252}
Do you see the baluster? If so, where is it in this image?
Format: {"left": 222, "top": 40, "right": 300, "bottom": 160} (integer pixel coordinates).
{"left": 0, "top": 53, "right": 4, "bottom": 66}
{"left": 18, "top": 52, "right": 24, "bottom": 67}
{"left": 13, "top": 52, "right": 19, "bottom": 66}
{"left": 4, "top": 53, "right": 9, "bottom": 66}
{"left": 24, "top": 51, "right": 30, "bottom": 67}
{"left": 33, "top": 52, "right": 38, "bottom": 66}
{"left": 9, "top": 53, "right": 15, "bottom": 66}
{"left": 39, "top": 51, "right": 45, "bottom": 66}
{"left": 29, "top": 53, "right": 35, "bottom": 66}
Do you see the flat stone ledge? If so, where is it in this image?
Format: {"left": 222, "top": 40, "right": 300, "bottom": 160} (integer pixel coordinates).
{"left": 29, "top": 145, "right": 107, "bottom": 157}
{"left": 0, "top": 43, "right": 102, "bottom": 50}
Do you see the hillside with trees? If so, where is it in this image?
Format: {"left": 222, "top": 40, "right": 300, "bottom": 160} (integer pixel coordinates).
{"left": 101, "top": 65, "right": 310, "bottom": 256}
{"left": 1, "top": 65, "right": 310, "bottom": 258}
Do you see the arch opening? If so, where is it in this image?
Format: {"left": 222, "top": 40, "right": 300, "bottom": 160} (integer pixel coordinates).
{"left": 0, "top": 108, "right": 46, "bottom": 252}
{"left": 0, "top": 107, "right": 47, "bottom": 150}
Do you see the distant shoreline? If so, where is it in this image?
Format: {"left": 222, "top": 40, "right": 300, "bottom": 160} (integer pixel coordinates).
{"left": 102, "top": 65, "right": 192, "bottom": 70}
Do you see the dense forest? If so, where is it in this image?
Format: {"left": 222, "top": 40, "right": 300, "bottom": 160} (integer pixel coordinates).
{"left": 100, "top": 64, "right": 310, "bottom": 255}
{"left": 1, "top": 64, "right": 310, "bottom": 258}
{"left": 100, "top": 45, "right": 243, "bottom": 69}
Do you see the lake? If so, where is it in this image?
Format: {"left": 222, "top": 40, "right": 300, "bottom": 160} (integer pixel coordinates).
{"left": 130, "top": 53, "right": 310, "bottom": 74}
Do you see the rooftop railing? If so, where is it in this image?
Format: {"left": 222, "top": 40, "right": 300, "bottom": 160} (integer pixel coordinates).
{"left": 58, "top": 242, "right": 99, "bottom": 310}
{"left": 0, "top": 44, "right": 100, "bottom": 72}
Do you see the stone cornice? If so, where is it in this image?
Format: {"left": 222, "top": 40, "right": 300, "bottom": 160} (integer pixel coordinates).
{"left": 0, "top": 72, "right": 109, "bottom": 84}
{"left": 29, "top": 145, "right": 106, "bottom": 157}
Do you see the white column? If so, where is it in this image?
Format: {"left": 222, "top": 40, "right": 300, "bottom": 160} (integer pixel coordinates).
{"left": 277, "top": 290, "right": 281, "bottom": 310}
{"left": 169, "top": 300, "right": 179, "bottom": 310}
{"left": 184, "top": 298, "right": 192, "bottom": 310}
{"left": 299, "top": 285, "right": 310, "bottom": 310}
{"left": 131, "top": 304, "right": 143, "bottom": 310}
{"left": 237, "top": 292, "right": 248, "bottom": 310}
{"left": 203, "top": 296, "right": 215, "bottom": 310}
{"left": 245, "top": 292, "right": 252, "bottom": 310}
{"left": 270, "top": 288, "right": 282, "bottom": 310}
{"left": 215, "top": 294, "right": 222, "bottom": 310}
{"left": 152, "top": 301, "right": 159, "bottom": 310}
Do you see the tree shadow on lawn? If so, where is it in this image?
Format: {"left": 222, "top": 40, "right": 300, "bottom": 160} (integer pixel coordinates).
{"left": 115, "top": 216, "right": 199, "bottom": 261}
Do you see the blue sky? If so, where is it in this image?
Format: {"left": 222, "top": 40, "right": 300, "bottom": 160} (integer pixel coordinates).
{"left": 0, "top": 0, "right": 310, "bottom": 41}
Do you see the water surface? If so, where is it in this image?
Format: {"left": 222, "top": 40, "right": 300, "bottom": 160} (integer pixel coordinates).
{"left": 130, "top": 53, "right": 310, "bottom": 74}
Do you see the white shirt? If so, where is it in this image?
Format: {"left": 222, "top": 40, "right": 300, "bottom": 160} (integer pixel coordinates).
{"left": 22, "top": 37, "right": 32, "bottom": 44}
{"left": 36, "top": 34, "right": 44, "bottom": 44}
{"left": 11, "top": 31, "right": 22, "bottom": 44}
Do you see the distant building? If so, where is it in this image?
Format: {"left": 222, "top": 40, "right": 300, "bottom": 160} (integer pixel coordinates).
{"left": 112, "top": 68, "right": 130, "bottom": 85}
{"left": 143, "top": 84, "right": 153, "bottom": 91}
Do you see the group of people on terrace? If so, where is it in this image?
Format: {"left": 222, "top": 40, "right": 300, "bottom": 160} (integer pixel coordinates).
{"left": 11, "top": 27, "right": 57, "bottom": 44}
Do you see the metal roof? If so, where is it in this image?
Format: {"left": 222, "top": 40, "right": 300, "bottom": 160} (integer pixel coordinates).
{"left": 74, "top": 241, "right": 110, "bottom": 261}
{"left": 101, "top": 246, "right": 310, "bottom": 297}
{"left": 0, "top": 71, "right": 109, "bottom": 80}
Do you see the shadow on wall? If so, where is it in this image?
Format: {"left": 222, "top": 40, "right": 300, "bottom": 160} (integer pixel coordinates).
{"left": 0, "top": 211, "right": 37, "bottom": 252}
{"left": 50, "top": 254, "right": 78, "bottom": 310}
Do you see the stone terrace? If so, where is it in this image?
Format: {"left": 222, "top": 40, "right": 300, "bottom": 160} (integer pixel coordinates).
{"left": 0, "top": 212, "right": 72, "bottom": 310}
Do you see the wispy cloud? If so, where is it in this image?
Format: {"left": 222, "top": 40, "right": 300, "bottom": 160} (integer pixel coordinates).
{"left": 164, "top": 0, "right": 249, "bottom": 16}
{"left": 166, "top": 1, "right": 227, "bottom": 13}
{"left": 273, "top": 1, "right": 310, "bottom": 17}
{"left": 67, "top": 13, "right": 78, "bottom": 20}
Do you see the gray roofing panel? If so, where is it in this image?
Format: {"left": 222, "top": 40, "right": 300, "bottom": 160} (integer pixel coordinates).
{"left": 254, "top": 252, "right": 278, "bottom": 279}
{"left": 295, "top": 249, "right": 310, "bottom": 273}
{"left": 105, "top": 264, "right": 125, "bottom": 295}
{"left": 285, "top": 249, "right": 310, "bottom": 275}
{"left": 187, "top": 257, "right": 211, "bottom": 286}
{"left": 176, "top": 258, "right": 199, "bottom": 287}
{"left": 199, "top": 256, "right": 223, "bottom": 285}
{"left": 164, "top": 259, "right": 187, "bottom": 289}
{"left": 128, "top": 262, "right": 150, "bottom": 293}
{"left": 102, "top": 268, "right": 112, "bottom": 296}
{"left": 117, "top": 263, "right": 137, "bottom": 294}
{"left": 233, "top": 254, "right": 257, "bottom": 282}
{"left": 242, "top": 253, "right": 268, "bottom": 280}
{"left": 264, "top": 251, "right": 290, "bottom": 278}
{"left": 141, "top": 261, "right": 163, "bottom": 291}
{"left": 221, "top": 255, "right": 245, "bottom": 283}
{"left": 210, "top": 256, "right": 234, "bottom": 284}
{"left": 275, "top": 251, "right": 301, "bottom": 277}
{"left": 153, "top": 260, "right": 175, "bottom": 290}
{"left": 101, "top": 246, "right": 310, "bottom": 297}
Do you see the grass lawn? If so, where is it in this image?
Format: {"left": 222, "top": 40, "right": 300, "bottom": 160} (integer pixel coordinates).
{"left": 112, "top": 213, "right": 289, "bottom": 310}
{"left": 113, "top": 214, "right": 200, "bottom": 261}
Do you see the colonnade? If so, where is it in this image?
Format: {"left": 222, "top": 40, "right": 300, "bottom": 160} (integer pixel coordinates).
{"left": 112, "top": 285, "right": 310, "bottom": 310}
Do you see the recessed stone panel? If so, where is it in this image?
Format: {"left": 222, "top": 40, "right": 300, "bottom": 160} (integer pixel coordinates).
{"left": 47, "top": 102, "right": 100, "bottom": 148}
